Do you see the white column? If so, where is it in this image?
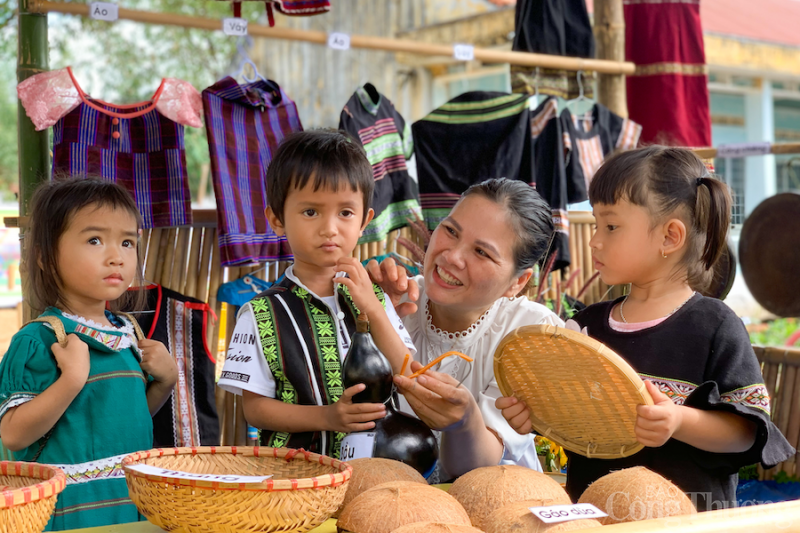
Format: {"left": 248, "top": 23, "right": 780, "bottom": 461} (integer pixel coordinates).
{"left": 744, "top": 80, "right": 776, "bottom": 216}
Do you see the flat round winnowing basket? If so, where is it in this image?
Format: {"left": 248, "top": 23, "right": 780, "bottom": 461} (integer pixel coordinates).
{"left": 0, "top": 461, "right": 66, "bottom": 533}
{"left": 494, "top": 324, "right": 653, "bottom": 458}
{"left": 122, "top": 447, "right": 351, "bottom": 533}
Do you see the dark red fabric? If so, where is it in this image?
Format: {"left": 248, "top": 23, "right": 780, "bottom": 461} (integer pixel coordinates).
{"left": 624, "top": 1, "right": 711, "bottom": 147}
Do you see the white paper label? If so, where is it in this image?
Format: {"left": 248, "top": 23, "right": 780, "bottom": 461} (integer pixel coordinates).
{"left": 328, "top": 32, "right": 351, "bottom": 51}
{"left": 223, "top": 18, "right": 249, "bottom": 36}
{"left": 529, "top": 503, "right": 607, "bottom": 524}
{"left": 339, "top": 432, "right": 376, "bottom": 461}
{"left": 716, "top": 142, "right": 772, "bottom": 159}
{"left": 453, "top": 44, "right": 475, "bottom": 61}
{"left": 89, "top": 2, "right": 118, "bottom": 21}
{"left": 126, "top": 463, "right": 272, "bottom": 484}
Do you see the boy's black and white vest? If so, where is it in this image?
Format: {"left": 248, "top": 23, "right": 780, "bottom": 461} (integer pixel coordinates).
{"left": 249, "top": 276, "right": 385, "bottom": 458}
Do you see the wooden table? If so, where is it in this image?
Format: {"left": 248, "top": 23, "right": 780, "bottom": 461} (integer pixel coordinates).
{"left": 67, "top": 518, "right": 337, "bottom": 532}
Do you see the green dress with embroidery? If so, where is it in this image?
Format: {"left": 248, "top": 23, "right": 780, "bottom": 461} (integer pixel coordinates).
{"left": 0, "top": 307, "right": 153, "bottom": 531}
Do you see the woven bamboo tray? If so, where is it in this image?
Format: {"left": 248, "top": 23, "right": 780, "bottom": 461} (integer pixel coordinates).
{"left": 494, "top": 324, "right": 653, "bottom": 459}
{"left": 122, "top": 447, "right": 352, "bottom": 533}
{"left": 0, "top": 461, "right": 66, "bottom": 533}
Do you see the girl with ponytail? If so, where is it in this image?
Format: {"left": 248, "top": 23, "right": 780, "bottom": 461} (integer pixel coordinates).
{"left": 498, "top": 146, "right": 794, "bottom": 512}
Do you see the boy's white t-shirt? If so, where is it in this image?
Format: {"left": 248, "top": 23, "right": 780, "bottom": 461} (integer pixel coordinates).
{"left": 218, "top": 266, "right": 416, "bottom": 399}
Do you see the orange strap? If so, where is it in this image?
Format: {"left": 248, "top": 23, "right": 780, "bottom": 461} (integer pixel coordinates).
{"left": 408, "top": 351, "right": 473, "bottom": 379}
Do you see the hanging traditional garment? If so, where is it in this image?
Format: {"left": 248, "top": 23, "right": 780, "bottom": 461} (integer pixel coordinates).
{"left": 624, "top": 0, "right": 711, "bottom": 146}
{"left": 561, "top": 104, "right": 643, "bottom": 203}
{"left": 339, "top": 83, "right": 421, "bottom": 244}
{"left": 529, "top": 97, "right": 571, "bottom": 271}
{"left": 128, "top": 285, "right": 220, "bottom": 448}
{"left": 203, "top": 77, "right": 302, "bottom": 266}
{"left": 511, "top": 0, "right": 596, "bottom": 100}
{"left": 412, "top": 92, "right": 534, "bottom": 230}
{"left": 17, "top": 67, "right": 201, "bottom": 228}
{"left": 223, "top": 0, "right": 330, "bottom": 27}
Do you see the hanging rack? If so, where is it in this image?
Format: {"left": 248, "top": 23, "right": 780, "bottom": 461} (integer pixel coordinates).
{"left": 28, "top": 0, "right": 636, "bottom": 75}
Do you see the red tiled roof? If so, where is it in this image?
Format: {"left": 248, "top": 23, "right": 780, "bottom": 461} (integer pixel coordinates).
{"left": 701, "top": 0, "right": 800, "bottom": 48}
{"left": 584, "top": 0, "right": 800, "bottom": 48}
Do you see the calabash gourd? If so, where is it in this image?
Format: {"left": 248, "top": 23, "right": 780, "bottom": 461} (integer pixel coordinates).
{"left": 342, "top": 314, "right": 438, "bottom": 477}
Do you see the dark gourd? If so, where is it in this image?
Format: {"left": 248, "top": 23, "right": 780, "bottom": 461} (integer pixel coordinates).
{"left": 342, "top": 314, "right": 439, "bottom": 477}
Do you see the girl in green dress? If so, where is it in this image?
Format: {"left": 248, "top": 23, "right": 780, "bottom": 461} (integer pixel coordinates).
{"left": 0, "top": 178, "right": 178, "bottom": 531}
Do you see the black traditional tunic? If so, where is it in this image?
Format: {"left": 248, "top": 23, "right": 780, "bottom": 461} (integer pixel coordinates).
{"left": 567, "top": 294, "right": 794, "bottom": 511}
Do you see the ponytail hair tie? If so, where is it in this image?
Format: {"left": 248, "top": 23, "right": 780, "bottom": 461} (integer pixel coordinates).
{"left": 696, "top": 177, "right": 705, "bottom": 187}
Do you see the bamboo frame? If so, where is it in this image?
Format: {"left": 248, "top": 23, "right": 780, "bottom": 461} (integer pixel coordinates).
{"left": 28, "top": 0, "right": 635, "bottom": 75}
{"left": 693, "top": 142, "right": 800, "bottom": 159}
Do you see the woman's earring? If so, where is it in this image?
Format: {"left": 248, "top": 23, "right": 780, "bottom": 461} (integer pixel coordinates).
{"left": 661, "top": 249, "right": 668, "bottom": 259}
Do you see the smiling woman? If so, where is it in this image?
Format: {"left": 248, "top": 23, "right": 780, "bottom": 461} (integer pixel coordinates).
{"left": 371, "top": 178, "right": 564, "bottom": 482}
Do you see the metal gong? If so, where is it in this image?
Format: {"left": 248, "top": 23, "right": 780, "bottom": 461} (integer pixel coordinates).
{"left": 739, "top": 193, "right": 800, "bottom": 317}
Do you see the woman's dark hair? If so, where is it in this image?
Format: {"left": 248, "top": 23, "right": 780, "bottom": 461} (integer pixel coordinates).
{"left": 460, "top": 178, "right": 554, "bottom": 273}
{"left": 589, "top": 145, "right": 732, "bottom": 291}
{"left": 266, "top": 130, "right": 374, "bottom": 222}
{"left": 24, "top": 177, "right": 146, "bottom": 316}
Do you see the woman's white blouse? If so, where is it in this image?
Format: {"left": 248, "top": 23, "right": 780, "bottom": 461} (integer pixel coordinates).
{"left": 400, "top": 276, "right": 564, "bottom": 474}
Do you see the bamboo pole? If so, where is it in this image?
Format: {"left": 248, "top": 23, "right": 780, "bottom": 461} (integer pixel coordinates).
{"left": 143, "top": 228, "right": 162, "bottom": 283}
{"left": 196, "top": 228, "right": 215, "bottom": 303}
{"left": 153, "top": 227, "right": 173, "bottom": 285}
{"left": 172, "top": 228, "right": 190, "bottom": 295}
{"left": 159, "top": 228, "right": 178, "bottom": 289}
{"left": 29, "top": 0, "right": 635, "bottom": 74}
{"left": 184, "top": 228, "right": 203, "bottom": 299}
{"left": 693, "top": 142, "right": 800, "bottom": 159}
{"left": 594, "top": 0, "right": 628, "bottom": 118}
{"left": 17, "top": 0, "right": 50, "bottom": 216}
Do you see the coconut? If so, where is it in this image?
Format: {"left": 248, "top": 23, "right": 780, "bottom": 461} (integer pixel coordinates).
{"left": 334, "top": 458, "right": 426, "bottom": 517}
{"left": 390, "top": 523, "right": 485, "bottom": 533}
{"left": 578, "top": 466, "right": 697, "bottom": 525}
{"left": 337, "top": 481, "right": 471, "bottom": 533}
{"left": 482, "top": 500, "right": 602, "bottom": 532}
{"left": 449, "top": 465, "right": 571, "bottom": 530}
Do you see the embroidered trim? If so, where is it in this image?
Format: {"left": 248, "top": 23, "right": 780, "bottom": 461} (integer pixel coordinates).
{"left": 85, "top": 370, "right": 146, "bottom": 385}
{"left": 53, "top": 497, "right": 134, "bottom": 517}
{"left": 60, "top": 311, "right": 137, "bottom": 351}
{"left": 50, "top": 453, "right": 128, "bottom": 486}
{"left": 640, "top": 375, "right": 697, "bottom": 405}
{"left": 425, "top": 300, "right": 493, "bottom": 341}
{"left": 251, "top": 297, "right": 292, "bottom": 450}
{"left": 721, "top": 384, "right": 771, "bottom": 415}
{"left": 0, "top": 392, "right": 36, "bottom": 420}
{"left": 168, "top": 300, "right": 201, "bottom": 447}
{"left": 641, "top": 375, "right": 772, "bottom": 414}
{"left": 632, "top": 63, "right": 708, "bottom": 77}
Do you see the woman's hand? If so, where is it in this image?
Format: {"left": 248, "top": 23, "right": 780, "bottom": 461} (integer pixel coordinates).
{"left": 393, "top": 361, "right": 475, "bottom": 430}
{"left": 365, "top": 257, "right": 419, "bottom": 318}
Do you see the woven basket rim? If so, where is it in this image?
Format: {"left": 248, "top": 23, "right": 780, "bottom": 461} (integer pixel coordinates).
{"left": 0, "top": 461, "right": 67, "bottom": 509}
{"left": 494, "top": 324, "right": 654, "bottom": 458}
{"left": 122, "top": 446, "right": 352, "bottom": 491}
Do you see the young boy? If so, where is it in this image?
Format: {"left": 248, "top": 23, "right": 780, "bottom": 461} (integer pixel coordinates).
{"left": 218, "top": 130, "right": 416, "bottom": 458}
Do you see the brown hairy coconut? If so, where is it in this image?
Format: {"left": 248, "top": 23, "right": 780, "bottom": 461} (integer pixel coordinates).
{"left": 334, "top": 458, "right": 426, "bottom": 518}
{"left": 578, "top": 466, "right": 697, "bottom": 525}
{"left": 337, "top": 481, "right": 470, "bottom": 533}
{"left": 390, "top": 523, "right": 485, "bottom": 533}
{"left": 449, "top": 465, "right": 571, "bottom": 529}
{"left": 482, "top": 500, "right": 602, "bottom": 532}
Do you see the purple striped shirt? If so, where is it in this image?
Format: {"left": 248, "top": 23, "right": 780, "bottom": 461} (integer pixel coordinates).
{"left": 202, "top": 77, "right": 302, "bottom": 266}
{"left": 53, "top": 99, "right": 192, "bottom": 228}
